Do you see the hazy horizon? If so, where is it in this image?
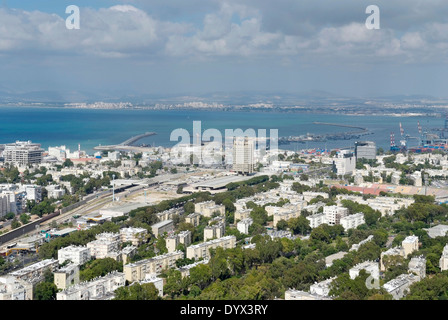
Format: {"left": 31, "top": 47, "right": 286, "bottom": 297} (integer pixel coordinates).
{"left": 1, "top": 1, "right": 447, "bottom": 99}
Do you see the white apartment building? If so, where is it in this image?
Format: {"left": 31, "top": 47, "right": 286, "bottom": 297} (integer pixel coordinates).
{"left": 96, "top": 232, "right": 121, "bottom": 242}
{"left": 3, "top": 141, "right": 44, "bottom": 166}
{"left": 332, "top": 150, "right": 356, "bottom": 175}
{"left": 57, "top": 245, "right": 91, "bottom": 265}
{"left": 440, "top": 244, "right": 448, "bottom": 271}
{"left": 306, "top": 212, "right": 327, "bottom": 229}
{"left": 186, "top": 236, "right": 236, "bottom": 260}
{"left": 56, "top": 271, "right": 125, "bottom": 300}
{"left": 46, "top": 185, "right": 66, "bottom": 199}
{"left": 408, "top": 256, "right": 426, "bottom": 280}
{"left": 323, "top": 206, "right": 349, "bottom": 226}
{"left": 86, "top": 239, "right": 120, "bottom": 259}
{"left": 166, "top": 231, "right": 192, "bottom": 253}
{"left": 124, "top": 251, "right": 184, "bottom": 282}
{"left": 185, "top": 213, "right": 201, "bottom": 227}
{"left": 340, "top": 213, "right": 365, "bottom": 231}
{"left": 120, "top": 227, "right": 148, "bottom": 246}
{"left": 9, "top": 259, "right": 59, "bottom": 285}
{"left": 383, "top": 273, "right": 420, "bottom": 300}
{"left": 232, "top": 136, "right": 255, "bottom": 175}
{"left": 139, "top": 274, "right": 164, "bottom": 297}
{"left": 234, "top": 208, "right": 252, "bottom": 223}
{"left": 0, "top": 195, "right": 11, "bottom": 218}
{"left": 285, "top": 289, "right": 332, "bottom": 300}
{"left": 54, "top": 264, "right": 80, "bottom": 290}
{"left": 380, "top": 247, "right": 405, "bottom": 271}
{"left": 402, "top": 235, "right": 419, "bottom": 258}
{"left": 309, "top": 277, "right": 335, "bottom": 297}
{"left": 151, "top": 220, "right": 174, "bottom": 238}
{"left": 194, "top": 201, "right": 225, "bottom": 218}
{"left": 237, "top": 218, "right": 253, "bottom": 235}
{"left": 204, "top": 222, "right": 226, "bottom": 241}
{"left": 0, "top": 276, "right": 27, "bottom": 300}
{"left": 349, "top": 261, "right": 379, "bottom": 280}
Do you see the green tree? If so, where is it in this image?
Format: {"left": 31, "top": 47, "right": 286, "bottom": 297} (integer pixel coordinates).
{"left": 19, "top": 213, "right": 30, "bottom": 225}
{"left": 34, "top": 282, "right": 58, "bottom": 300}
{"left": 114, "top": 282, "right": 160, "bottom": 300}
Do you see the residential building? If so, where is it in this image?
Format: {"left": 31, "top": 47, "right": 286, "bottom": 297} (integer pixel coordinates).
{"left": 46, "top": 185, "right": 65, "bottom": 199}
{"left": 3, "top": 141, "right": 44, "bottom": 166}
{"left": 383, "top": 273, "right": 420, "bottom": 300}
{"left": 151, "top": 220, "right": 174, "bottom": 238}
{"left": 9, "top": 259, "right": 59, "bottom": 285}
{"left": 139, "top": 274, "right": 164, "bottom": 297}
{"left": 177, "top": 260, "right": 209, "bottom": 278}
{"left": 86, "top": 239, "right": 120, "bottom": 259}
{"left": 120, "top": 227, "right": 148, "bottom": 246}
{"left": 56, "top": 271, "right": 125, "bottom": 300}
{"left": 237, "top": 218, "right": 253, "bottom": 235}
{"left": 195, "top": 201, "right": 225, "bottom": 218}
{"left": 340, "top": 212, "right": 365, "bottom": 231}
{"left": 349, "top": 261, "right": 379, "bottom": 280}
{"left": 186, "top": 236, "right": 236, "bottom": 260}
{"left": 332, "top": 150, "right": 356, "bottom": 175}
{"left": 402, "top": 235, "right": 419, "bottom": 258}
{"left": 124, "top": 251, "right": 184, "bottom": 282}
{"left": 54, "top": 264, "right": 80, "bottom": 290}
{"left": 408, "top": 256, "right": 426, "bottom": 280}
{"left": 380, "top": 247, "right": 405, "bottom": 271}
{"left": 57, "top": 245, "right": 91, "bottom": 265}
{"left": 440, "top": 244, "right": 448, "bottom": 271}
{"left": 234, "top": 208, "right": 252, "bottom": 222}
{"left": 306, "top": 212, "right": 327, "bottom": 229}
{"left": 424, "top": 224, "right": 448, "bottom": 239}
{"left": 232, "top": 136, "right": 255, "bottom": 175}
{"left": 0, "top": 276, "right": 28, "bottom": 300}
{"left": 323, "top": 206, "right": 349, "bottom": 226}
{"left": 284, "top": 289, "right": 332, "bottom": 300}
{"left": 185, "top": 213, "right": 201, "bottom": 227}
{"left": 309, "top": 277, "right": 335, "bottom": 297}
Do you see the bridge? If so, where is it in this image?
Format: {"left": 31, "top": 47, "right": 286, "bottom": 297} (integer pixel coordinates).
{"left": 94, "top": 132, "right": 157, "bottom": 151}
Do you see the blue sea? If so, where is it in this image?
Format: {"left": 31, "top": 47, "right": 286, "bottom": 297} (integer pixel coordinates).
{"left": 0, "top": 106, "right": 443, "bottom": 154}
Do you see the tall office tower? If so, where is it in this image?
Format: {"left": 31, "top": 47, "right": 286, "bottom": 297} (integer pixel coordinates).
{"left": 3, "top": 141, "right": 44, "bottom": 166}
{"left": 232, "top": 137, "right": 255, "bottom": 175}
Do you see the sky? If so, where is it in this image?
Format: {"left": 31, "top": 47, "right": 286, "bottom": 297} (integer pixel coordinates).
{"left": 0, "top": 0, "right": 447, "bottom": 99}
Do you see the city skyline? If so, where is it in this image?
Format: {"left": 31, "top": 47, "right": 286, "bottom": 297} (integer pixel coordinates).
{"left": 0, "top": 0, "right": 447, "bottom": 99}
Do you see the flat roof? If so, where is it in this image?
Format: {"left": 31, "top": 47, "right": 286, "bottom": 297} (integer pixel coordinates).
{"left": 151, "top": 219, "right": 173, "bottom": 228}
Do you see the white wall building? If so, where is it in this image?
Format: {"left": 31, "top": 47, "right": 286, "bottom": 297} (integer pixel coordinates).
{"left": 56, "top": 271, "right": 125, "bottom": 300}
{"left": 349, "top": 261, "right": 379, "bottom": 280}
{"left": 340, "top": 213, "right": 365, "bottom": 231}
{"left": 237, "top": 218, "right": 253, "bottom": 235}
{"left": 440, "top": 244, "right": 448, "bottom": 271}
{"left": 58, "top": 245, "right": 91, "bottom": 265}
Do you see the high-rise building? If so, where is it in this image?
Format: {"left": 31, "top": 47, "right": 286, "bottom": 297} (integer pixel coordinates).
{"left": 3, "top": 141, "right": 44, "bottom": 166}
{"left": 232, "top": 137, "right": 255, "bottom": 175}
{"left": 355, "top": 141, "right": 377, "bottom": 160}
{"left": 332, "top": 150, "right": 356, "bottom": 175}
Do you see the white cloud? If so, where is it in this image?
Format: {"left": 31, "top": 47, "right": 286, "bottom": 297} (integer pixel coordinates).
{"left": 0, "top": 2, "right": 447, "bottom": 65}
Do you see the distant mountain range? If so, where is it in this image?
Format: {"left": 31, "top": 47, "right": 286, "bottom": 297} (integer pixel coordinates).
{"left": 0, "top": 89, "right": 446, "bottom": 106}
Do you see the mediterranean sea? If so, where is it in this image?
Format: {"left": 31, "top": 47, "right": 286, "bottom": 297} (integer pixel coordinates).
{"left": 0, "top": 106, "right": 443, "bottom": 154}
